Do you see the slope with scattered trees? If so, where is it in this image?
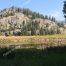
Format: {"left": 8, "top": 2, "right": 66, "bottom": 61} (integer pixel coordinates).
{"left": 0, "top": 6, "right": 65, "bottom": 36}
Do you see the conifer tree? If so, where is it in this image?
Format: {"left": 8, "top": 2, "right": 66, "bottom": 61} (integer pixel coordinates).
{"left": 63, "top": 1, "right": 66, "bottom": 22}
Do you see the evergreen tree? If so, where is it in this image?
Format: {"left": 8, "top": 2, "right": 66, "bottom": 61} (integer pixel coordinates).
{"left": 63, "top": 1, "right": 66, "bottom": 14}
{"left": 45, "top": 15, "right": 48, "bottom": 19}
{"left": 22, "top": 21, "right": 25, "bottom": 26}
{"left": 31, "top": 21, "right": 36, "bottom": 35}
{"left": 49, "top": 16, "right": 51, "bottom": 20}
{"left": 63, "top": 1, "right": 66, "bottom": 22}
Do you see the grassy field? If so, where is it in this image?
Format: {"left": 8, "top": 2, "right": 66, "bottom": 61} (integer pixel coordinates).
{"left": 0, "top": 35, "right": 66, "bottom": 66}
{"left": 0, "top": 46, "right": 66, "bottom": 66}
{"left": 0, "top": 34, "right": 66, "bottom": 48}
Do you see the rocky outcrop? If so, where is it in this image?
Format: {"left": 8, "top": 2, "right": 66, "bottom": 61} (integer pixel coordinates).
{"left": 0, "top": 6, "right": 65, "bottom": 35}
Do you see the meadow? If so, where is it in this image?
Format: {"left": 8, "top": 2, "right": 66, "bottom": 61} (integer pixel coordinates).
{"left": 0, "top": 34, "right": 66, "bottom": 66}
{"left": 0, "top": 34, "right": 66, "bottom": 48}
{"left": 0, "top": 46, "right": 66, "bottom": 66}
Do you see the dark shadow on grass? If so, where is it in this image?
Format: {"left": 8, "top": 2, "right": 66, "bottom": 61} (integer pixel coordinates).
{"left": 0, "top": 46, "right": 66, "bottom": 66}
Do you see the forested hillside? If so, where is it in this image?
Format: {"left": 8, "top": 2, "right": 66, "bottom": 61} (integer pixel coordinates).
{"left": 0, "top": 6, "right": 65, "bottom": 36}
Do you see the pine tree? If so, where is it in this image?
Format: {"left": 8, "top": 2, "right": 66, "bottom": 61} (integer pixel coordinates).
{"left": 63, "top": 1, "right": 66, "bottom": 22}
{"left": 45, "top": 15, "right": 48, "bottom": 19}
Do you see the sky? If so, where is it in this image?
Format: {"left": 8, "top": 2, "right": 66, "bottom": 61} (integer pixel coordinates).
{"left": 0, "top": 0, "right": 65, "bottom": 21}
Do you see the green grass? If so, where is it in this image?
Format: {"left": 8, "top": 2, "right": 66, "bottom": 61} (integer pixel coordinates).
{"left": 0, "top": 46, "right": 66, "bottom": 66}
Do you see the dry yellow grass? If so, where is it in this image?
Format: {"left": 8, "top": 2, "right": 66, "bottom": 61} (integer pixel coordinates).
{"left": 0, "top": 34, "right": 66, "bottom": 47}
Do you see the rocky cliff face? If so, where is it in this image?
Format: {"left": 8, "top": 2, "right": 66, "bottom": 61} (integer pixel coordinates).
{"left": 0, "top": 6, "right": 65, "bottom": 36}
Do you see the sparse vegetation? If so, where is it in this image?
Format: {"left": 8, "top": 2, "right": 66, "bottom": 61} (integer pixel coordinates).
{"left": 0, "top": 6, "right": 65, "bottom": 36}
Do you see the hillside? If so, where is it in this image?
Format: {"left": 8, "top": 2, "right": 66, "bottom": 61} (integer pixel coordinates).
{"left": 0, "top": 6, "right": 65, "bottom": 36}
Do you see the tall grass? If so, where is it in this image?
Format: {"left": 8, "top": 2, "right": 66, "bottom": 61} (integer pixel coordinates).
{"left": 0, "top": 35, "right": 66, "bottom": 48}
